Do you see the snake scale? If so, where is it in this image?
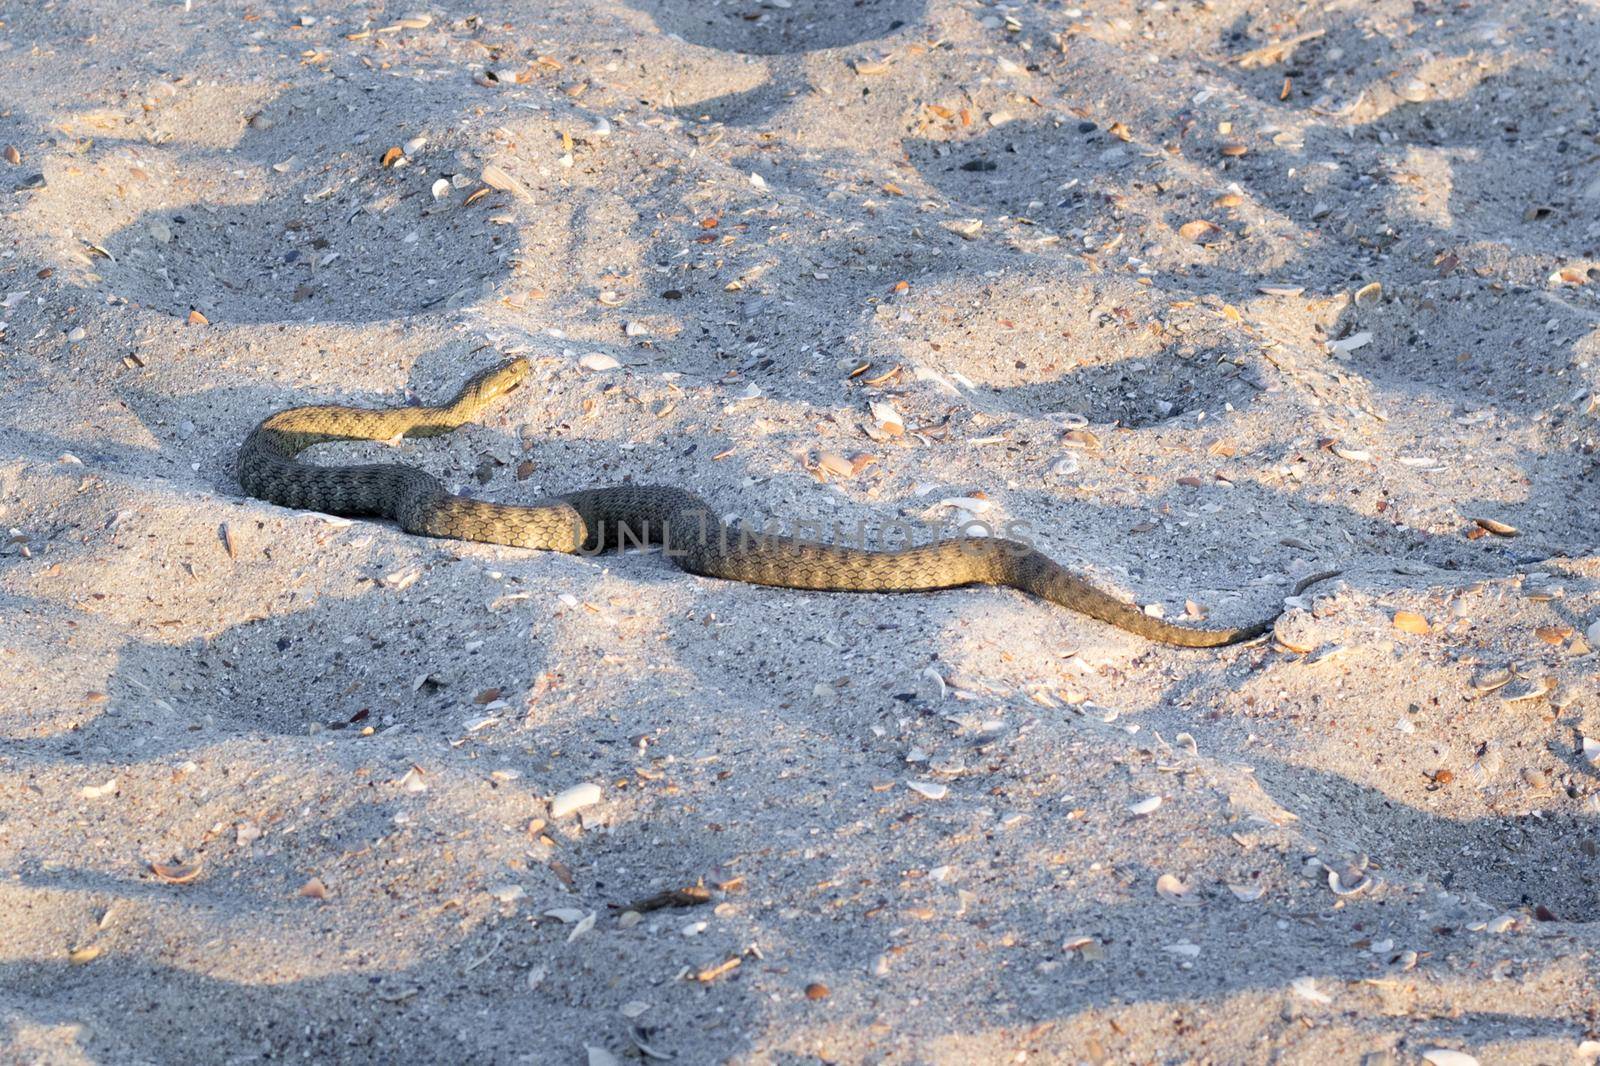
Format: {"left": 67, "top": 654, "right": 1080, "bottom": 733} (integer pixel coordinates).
{"left": 237, "top": 357, "right": 1331, "bottom": 647}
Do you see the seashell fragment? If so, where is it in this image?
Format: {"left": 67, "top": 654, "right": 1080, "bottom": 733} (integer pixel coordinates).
{"left": 1228, "top": 881, "right": 1264, "bottom": 901}
{"left": 1468, "top": 666, "right": 1512, "bottom": 696}
{"left": 1291, "top": 976, "right": 1332, "bottom": 1003}
{"left": 149, "top": 860, "right": 202, "bottom": 884}
{"left": 1127, "top": 795, "right": 1162, "bottom": 816}
{"left": 1328, "top": 868, "right": 1376, "bottom": 896}
{"left": 1178, "top": 219, "right": 1221, "bottom": 243}
{"left": 869, "top": 400, "right": 904, "bottom": 436}
{"left": 1392, "top": 611, "right": 1429, "bottom": 635}
{"left": 578, "top": 353, "right": 620, "bottom": 372}
{"left": 550, "top": 782, "right": 602, "bottom": 817}
{"left": 1501, "top": 676, "right": 1555, "bottom": 704}
{"left": 1471, "top": 517, "right": 1518, "bottom": 537}
{"left": 1327, "top": 331, "right": 1372, "bottom": 354}
{"left": 81, "top": 778, "right": 118, "bottom": 800}
{"left": 481, "top": 164, "right": 534, "bottom": 203}
{"left": 1421, "top": 1052, "right": 1478, "bottom": 1066}
{"left": 1399, "top": 78, "right": 1430, "bottom": 103}
{"left": 907, "top": 780, "right": 949, "bottom": 800}
{"left": 1156, "top": 873, "right": 1201, "bottom": 905}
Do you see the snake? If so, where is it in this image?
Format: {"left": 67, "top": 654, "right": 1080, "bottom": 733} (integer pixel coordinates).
{"left": 237, "top": 357, "right": 1334, "bottom": 647}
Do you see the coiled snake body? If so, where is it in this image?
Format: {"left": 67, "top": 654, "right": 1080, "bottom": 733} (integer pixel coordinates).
{"left": 238, "top": 358, "right": 1318, "bottom": 647}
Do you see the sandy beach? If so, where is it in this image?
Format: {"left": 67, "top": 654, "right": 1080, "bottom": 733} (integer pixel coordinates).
{"left": 3, "top": 0, "right": 1599, "bottom": 1062}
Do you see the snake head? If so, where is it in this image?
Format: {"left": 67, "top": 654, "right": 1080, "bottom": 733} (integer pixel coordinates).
{"left": 466, "top": 357, "right": 532, "bottom": 403}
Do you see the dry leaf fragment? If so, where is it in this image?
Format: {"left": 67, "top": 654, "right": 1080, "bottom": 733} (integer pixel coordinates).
{"left": 1107, "top": 121, "right": 1132, "bottom": 142}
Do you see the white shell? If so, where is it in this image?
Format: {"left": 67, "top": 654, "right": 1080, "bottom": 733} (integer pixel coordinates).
{"left": 579, "top": 353, "right": 621, "bottom": 372}
{"left": 1156, "top": 873, "right": 1200, "bottom": 905}
{"left": 1327, "top": 331, "right": 1372, "bottom": 353}
{"left": 1421, "top": 1052, "right": 1479, "bottom": 1066}
{"left": 550, "top": 782, "right": 602, "bottom": 818}
{"left": 1291, "top": 976, "right": 1331, "bottom": 1003}
{"left": 1128, "top": 795, "right": 1163, "bottom": 816}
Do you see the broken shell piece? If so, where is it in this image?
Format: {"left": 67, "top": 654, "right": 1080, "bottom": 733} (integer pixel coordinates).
{"left": 1228, "top": 881, "right": 1265, "bottom": 902}
{"left": 1582, "top": 737, "right": 1600, "bottom": 767}
{"left": 1061, "top": 936, "right": 1104, "bottom": 961}
{"left": 1127, "top": 795, "right": 1162, "bottom": 816}
{"left": 1328, "top": 868, "right": 1376, "bottom": 896}
{"left": 481, "top": 164, "right": 535, "bottom": 203}
{"left": 579, "top": 353, "right": 620, "bottom": 372}
{"left": 1291, "top": 976, "right": 1332, "bottom": 1004}
{"left": 149, "top": 860, "right": 203, "bottom": 885}
{"left": 1398, "top": 78, "right": 1431, "bottom": 104}
{"left": 907, "top": 780, "right": 949, "bottom": 800}
{"left": 1468, "top": 665, "right": 1512, "bottom": 696}
{"left": 1501, "top": 676, "right": 1555, "bottom": 704}
{"left": 550, "top": 782, "right": 602, "bottom": 818}
{"left": 1178, "top": 219, "right": 1221, "bottom": 243}
{"left": 1156, "top": 873, "right": 1201, "bottom": 906}
{"left": 1471, "top": 517, "right": 1518, "bottom": 537}
{"left": 1392, "top": 611, "right": 1429, "bottom": 635}
{"left": 1327, "top": 331, "right": 1372, "bottom": 354}
{"left": 1420, "top": 1051, "right": 1478, "bottom": 1066}
{"left": 942, "top": 218, "right": 984, "bottom": 240}
{"left": 869, "top": 400, "right": 904, "bottom": 436}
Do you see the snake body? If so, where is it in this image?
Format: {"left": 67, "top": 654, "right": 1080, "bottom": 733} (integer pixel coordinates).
{"left": 237, "top": 358, "right": 1314, "bottom": 647}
